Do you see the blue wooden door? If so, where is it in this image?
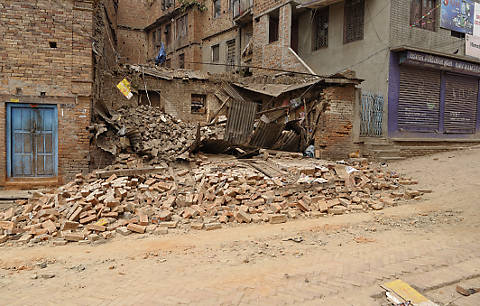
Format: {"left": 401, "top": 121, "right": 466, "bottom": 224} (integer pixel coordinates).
{"left": 8, "top": 104, "right": 57, "bottom": 177}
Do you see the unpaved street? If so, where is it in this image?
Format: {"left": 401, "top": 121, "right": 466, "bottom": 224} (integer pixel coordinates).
{"left": 1, "top": 148, "right": 480, "bottom": 305}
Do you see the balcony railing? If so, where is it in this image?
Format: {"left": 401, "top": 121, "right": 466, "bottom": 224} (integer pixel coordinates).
{"left": 233, "top": 0, "right": 253, "bottom": 19}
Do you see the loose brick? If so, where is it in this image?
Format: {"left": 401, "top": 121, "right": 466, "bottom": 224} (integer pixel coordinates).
{"left": 127, "top": 223, "right": 146, "bottom": 234}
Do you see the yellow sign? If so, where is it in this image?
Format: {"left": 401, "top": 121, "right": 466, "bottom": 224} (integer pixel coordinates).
{"left": 10, "top": 98, "right": 20, "bottom": 103}
{"left": 383, "top": 280, "right": 434, "bottom": 305}
{"left": 116, "top": 78, "right": 133, "bottom": 100}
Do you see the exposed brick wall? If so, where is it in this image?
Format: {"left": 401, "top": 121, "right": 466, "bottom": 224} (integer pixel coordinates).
{"left": 251, "top": 3, "right": 310, "bottom": 75}
{"left": 103, "top": 72, "right": 221, "bottom": 123}
{"left": 0, "top": 0, "right": 95, "bottom": 186}
{"left": 118, "top": 28, "right": 147, "bottom": 64}
{"left": 315, "top": 85, "right": 360, "bottom": 159}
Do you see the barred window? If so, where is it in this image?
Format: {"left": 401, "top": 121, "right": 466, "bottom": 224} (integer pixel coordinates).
{"left": 312, "top": 7, "right": 329, "bottom": 50}
{"left": 410, "top": 0, "right": 436, "bottom": 31}
{"left": 344, "top": 0, "right": 364, "bottom": 44}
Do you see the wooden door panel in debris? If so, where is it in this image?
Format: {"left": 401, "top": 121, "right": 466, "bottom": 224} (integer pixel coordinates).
{"left": 9, "top": 104, "right": 57, "bottom": 177}
{"left": 225, "top": 100, "right": 257, "bottom": 145}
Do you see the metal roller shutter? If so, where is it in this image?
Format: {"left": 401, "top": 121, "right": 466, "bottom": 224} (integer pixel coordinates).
{"left": 444, "top": 74, "right": 478, "bottom": 134}
{"left": 398, "top": 66, "right": 441, "bottom": 132}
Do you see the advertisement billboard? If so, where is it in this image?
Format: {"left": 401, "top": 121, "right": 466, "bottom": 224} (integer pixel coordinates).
{"left": 440, "top": 0, "right": 474, "bottom": 34}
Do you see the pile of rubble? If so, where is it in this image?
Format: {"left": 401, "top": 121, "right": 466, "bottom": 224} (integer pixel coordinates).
{"left": 0, "top": 155, "right": 425, "bottom": 246}
{"left": 96, "top": 105, "right": 224, "bottom": 163}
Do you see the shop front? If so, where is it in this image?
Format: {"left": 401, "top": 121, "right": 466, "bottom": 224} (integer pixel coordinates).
{"left": 388, "top": 49, "right": 480, "bottom": 139}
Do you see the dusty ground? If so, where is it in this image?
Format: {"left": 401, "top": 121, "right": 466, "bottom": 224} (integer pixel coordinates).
{"left": 1, "top": 147, "right": 480, "bottom": 305}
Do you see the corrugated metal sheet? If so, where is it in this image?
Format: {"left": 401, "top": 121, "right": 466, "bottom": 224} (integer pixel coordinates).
{"left": 249, "top": 121, "right": 284, "bottom": 148}
{"left": 223, "top": 83, "right": 247, "bottom": 102}
{"left": 398, "top": 67, "right": 441, "bottom": 133}
{"left": 233, "top": 79, "right": 321, "bottom": 97}
{"left": 444, "top": 73, "right": 478, "bottom": 134}
{"left": 225, "top": 100, "right": 257, "bottom": 144}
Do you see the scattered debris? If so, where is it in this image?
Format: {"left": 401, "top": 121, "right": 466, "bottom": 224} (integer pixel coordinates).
{"left": 456, "top": 285, "right": 480, "bottom": 296}
{"left": 0, "top": 155, "right": 423, "bottom": 246}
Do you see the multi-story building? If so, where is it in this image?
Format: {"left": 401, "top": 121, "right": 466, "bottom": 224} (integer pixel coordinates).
{"left": 118, "top": 0, "right": 480, "bottom": 146}
{"left": 292, "top": 0, "right": 480, "bottom": 143}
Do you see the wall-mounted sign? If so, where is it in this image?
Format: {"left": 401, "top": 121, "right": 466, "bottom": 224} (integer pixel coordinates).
{"left": 117, "top": 78, "right": 133, "bottom": 100}
{"left": 441, "top": 0, "right": 474, "bottom": 34}
{"left": 466, "top": 34, "right": 480, "bottom": 59}
{"left": 474, "top": 2, "right": 480, "bottom": 36}
{"left": 400, "top": 50, "right": 480, "bottom": 75}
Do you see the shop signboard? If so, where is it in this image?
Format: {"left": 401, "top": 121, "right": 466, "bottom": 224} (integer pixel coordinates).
{"left": 441, "top": 0, "right": 474, "bottom": 34}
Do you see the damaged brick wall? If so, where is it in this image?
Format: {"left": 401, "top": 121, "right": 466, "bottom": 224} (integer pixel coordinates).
{"left": 251, "top": 1, "right": 311, "bottom": 75}
{"left": 0, "top": 0, "right": 95, "bottom": 186}
{"left": 315, "top": 85, "right": 360, "bottom": 159}
{"left": 102, "top": 70, "right": 222, "bottom": 123}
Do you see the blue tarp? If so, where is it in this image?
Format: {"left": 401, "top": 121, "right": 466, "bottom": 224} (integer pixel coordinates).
{"left": 155, "top": 42, "right": 166, "bottom": 65}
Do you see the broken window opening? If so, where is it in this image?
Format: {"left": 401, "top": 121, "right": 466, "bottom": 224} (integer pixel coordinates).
{"left": 179, "top": 53, "right": 185, "bottom": 68}
{"left": 191, "top": 94, "right": 206, "bottom": 114}
{"left": 312, "top": 7, "right": 329, "bottom": 50}
{"left": 138, "top": 90, "right": 161, "bottom": 108}
{"left": 269, "top": 13, "right": 279, "bottom": 43}
{"left": 49, "top": 41, "right": 57, "bottom": 48}
{"left": 212, "top": 44, "right": 220, "bottom": 62}
{"left": 344, "top": 0, "right": 364, "bottom": 44}
{"left": 214, "top": 0, "right": 221, "bottom": 18}
{"left": 165, "top": 24, "right": 171, "bottom": 46}
{"left": 176, "top": 15, "right": 188, "bottom": 40}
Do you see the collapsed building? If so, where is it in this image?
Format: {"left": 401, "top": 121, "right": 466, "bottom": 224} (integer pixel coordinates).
{"left": 0, "top": 0, "right": 431, "bottom": 245}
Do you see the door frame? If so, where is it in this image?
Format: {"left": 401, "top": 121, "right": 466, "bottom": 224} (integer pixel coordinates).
{"left": 6, "top": 103, "right": 59, "bottom": 178}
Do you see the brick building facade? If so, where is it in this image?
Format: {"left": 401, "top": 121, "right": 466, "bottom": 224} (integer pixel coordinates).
{"left": 0, "top": 0, "right": 98, "bottom": 187}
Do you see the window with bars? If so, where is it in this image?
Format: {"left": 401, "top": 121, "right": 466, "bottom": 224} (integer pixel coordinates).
{"left": 343, "top": 0, "right": 364, "bottom": 44}
{"left": 191, "top": 94, "right": 206, "bottom": 114}
{"left": 410, "top": 0, "right": 436, "bottom": 31}
{"left": 226, "top": 39, "right": 236, "bottom": 71}
{"left": 312, "top": 7, "right": 329, "bottom": 50}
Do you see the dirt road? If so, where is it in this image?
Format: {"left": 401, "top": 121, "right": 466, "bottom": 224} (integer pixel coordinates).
{"left": 1, "top": 148, "right": 480, "bottom": 305}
